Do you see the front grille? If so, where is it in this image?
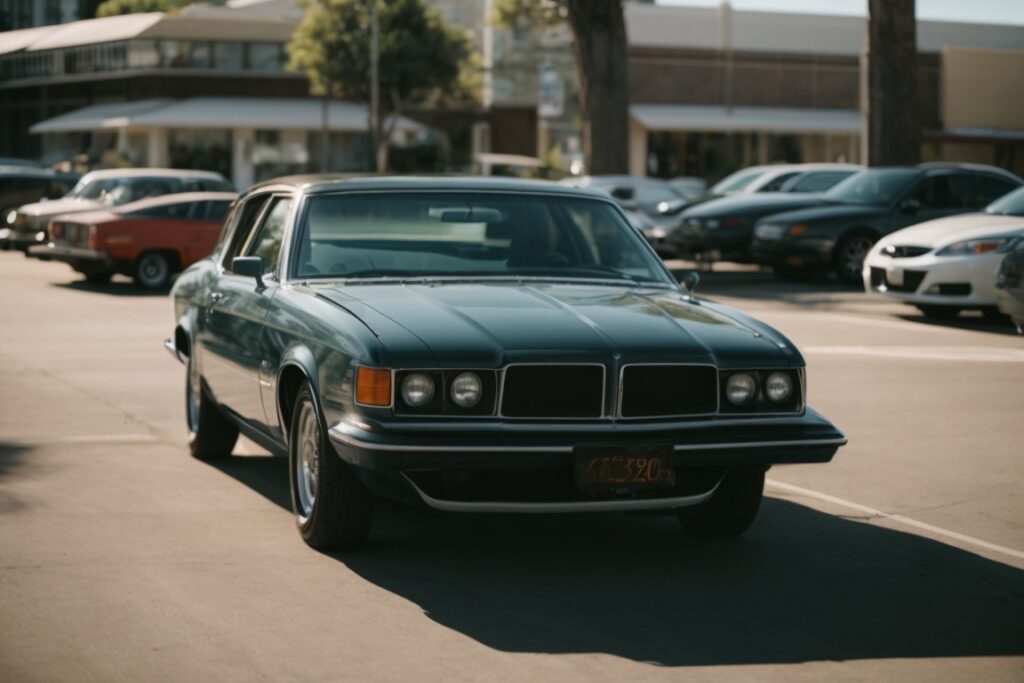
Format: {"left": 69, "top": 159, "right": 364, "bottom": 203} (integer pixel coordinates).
{"left": 872, "top": 268, "right": 926, "bottom": 293}
{"left": 620, "top": 365, "right": 718, "bottom": 417}
{"left": 937, "top": 283, "right": 971, "bottom": 296}
{"left": 884, "top": 245, "right": 932, "bottom": 258}
{"left": 501, "top": 365, "right": 604, "bottom": 418}
{"left": 65, "top": 222, "right": 90, "bottom": 247}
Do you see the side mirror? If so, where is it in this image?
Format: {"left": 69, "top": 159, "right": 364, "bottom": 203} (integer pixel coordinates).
{"left": 683, "top": 270, "right": 700, "bottom": 294}
{"left": 232, "top": 256, "right": 265, "bottom": 289}
{"left": 900, "top": 198, "right": 922, "bottom": 214}
{"left": 610, "top": 186, "right": 635, "bottom": 201}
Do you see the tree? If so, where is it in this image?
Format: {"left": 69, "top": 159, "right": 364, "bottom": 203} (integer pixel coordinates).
{"left": 496, "top": 0, "right": 630, "bottom": 175}
{"left": 96, "top": 0, "right": 223, "bottom": 16}
{"left": 288, "top": 0, "right": 478, "bottom": 171}
{"left": 862, "top": 0, "right": 920, "bottom": 165}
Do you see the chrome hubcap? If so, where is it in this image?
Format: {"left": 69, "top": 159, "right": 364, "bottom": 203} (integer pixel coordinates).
{"left": 139, "top": 254, "right": 168, "bottom": 286}
{"left": 842, "top": 237, "right": 873, "bottom": 278}
{"left": 295, "top": 401, "right": 319, "bottom": 519}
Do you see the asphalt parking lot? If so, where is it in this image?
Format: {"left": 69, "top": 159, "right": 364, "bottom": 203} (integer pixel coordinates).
{"left": 1, "top": 252, "right": 1022, "bottom": 682}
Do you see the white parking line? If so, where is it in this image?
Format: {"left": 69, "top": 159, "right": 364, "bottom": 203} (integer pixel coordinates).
{"left": 767, "top": 479, "right": 1024, "bottom": 562}
{"left": 803, "top": 345, "right": 1024, "bottom": 362}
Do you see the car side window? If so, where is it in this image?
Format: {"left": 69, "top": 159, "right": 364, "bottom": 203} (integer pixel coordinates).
{"left": 759, "top": 172, "right": 799, "bottom": 192}
{"left": 134, "top": 203, "right": 190, "bottom": 219}
{"left": 976, "top": 175, "right": 1019, "bottom": 207}
{"left": 220, "top": 195, "right": 271, "bottom": 271}
{"left": 910, "top": 175, "right": 972, "bottom": 210}
{"left": 243, "top": 196, "right": 292, "bottom": 274}
{"left": 207, "top": 201, "right": 231, "bottom": 221}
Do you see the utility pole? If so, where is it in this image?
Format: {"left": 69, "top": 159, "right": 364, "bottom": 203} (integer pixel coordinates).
{"left": 370, "top": 0, "right": 380, "bottom": 172}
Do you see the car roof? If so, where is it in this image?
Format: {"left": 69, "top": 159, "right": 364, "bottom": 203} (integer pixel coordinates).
{"left": 78, "top": 168, "right": 228, "bottom": 181}
{"left": 114, "top": 191, "right": 239, "bottom": 213}
{"left": 243, "top": 174, "right": 615, "bottom": 201}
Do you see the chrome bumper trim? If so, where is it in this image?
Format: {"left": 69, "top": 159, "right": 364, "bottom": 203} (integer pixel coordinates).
{"left": 328, "top": 422, "right": 847, "bottom": 454}
{"left": 400, "top": 472, "right": 720, "bottom": 513}
{"left": 164, "top": 338, "right": 186, "bottom": 364}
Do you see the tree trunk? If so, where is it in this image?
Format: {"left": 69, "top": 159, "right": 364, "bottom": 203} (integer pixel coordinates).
{"left": 863, "top": 0, "right": 920, "bottom": 165}
{"left": 566, "top": 0, "right": 630, "bottom": 175}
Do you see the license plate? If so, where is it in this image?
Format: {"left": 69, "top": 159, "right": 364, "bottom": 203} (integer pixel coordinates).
{"left": 575, "top": 446, "right": 675, "bottom": 493}
{"left": 886, "top": 267, "right": 903, "bottom": 286}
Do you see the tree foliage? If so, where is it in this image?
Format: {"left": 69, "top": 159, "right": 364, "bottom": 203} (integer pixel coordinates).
{"left": 96, "top": 0, "right": 223, "bottom": 16}
{"left": 288, "top": 0, "right": 478, "bottom": 169}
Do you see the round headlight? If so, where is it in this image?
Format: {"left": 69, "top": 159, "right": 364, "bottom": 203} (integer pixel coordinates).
{"left": 450, "top": 372, "right": 482, "bottom": 408}
{"left": 400, "top": 373, "right": 434, "bottom": 408}
{"left": 6, "top": 210, "right": 16, "bottom": 225}
{"left": 765, "top": 372, "right": 794, "bottom": 403}
{"left": 725, "top": 373, "right": 756, "bottom": 405}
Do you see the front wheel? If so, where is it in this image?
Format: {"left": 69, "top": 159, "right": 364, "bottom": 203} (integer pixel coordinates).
{"left": 289, "top": 385, "right": 374, "bottom": 550}
{"left": 134, "top": 251, "right": 173, "bottom": 289}
{"left": 186, "top": 353, "right": 238, "bottom": 460}
{"left": 833, "top": 232, "right": 875, "bottom": 285}
{"left": 677, "top": 468, "right": 765, "bottom": 539}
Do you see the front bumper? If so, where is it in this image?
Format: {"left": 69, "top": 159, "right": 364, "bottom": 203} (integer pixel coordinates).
{"left": 28, "top": 242, "right": 113, "bottom": 269}
{"left": 750, "top": 237, "right": 835, "bottom": 268}
{"left": 862, "top": 251, "right": 1004, "bottom": 307}
{"left": 328, "top": 409, "right": 846, "bottom": 512}
{"left": 7, "top": 228, "right": 48, "bottom": 251}
{"left": 671, "top": 225, "right": 752, "bottom": 260}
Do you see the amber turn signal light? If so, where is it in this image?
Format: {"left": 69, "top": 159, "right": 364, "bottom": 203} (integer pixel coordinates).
{"left": 355, "top": 366, "right": 391, "bottom": 406}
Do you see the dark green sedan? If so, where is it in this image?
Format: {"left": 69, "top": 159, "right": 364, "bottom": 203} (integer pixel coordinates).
{"left": 166, "top": 176, "right": 846, "bottom": 550}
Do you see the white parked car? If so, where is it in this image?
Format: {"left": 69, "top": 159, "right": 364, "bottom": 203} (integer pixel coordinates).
{"left": 862, "top": 187, "right": 1024, "bottom": 320}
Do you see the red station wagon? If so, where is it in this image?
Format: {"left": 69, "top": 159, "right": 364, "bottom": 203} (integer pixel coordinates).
{"left": 30, "top": 192, "right": 237, "bottom": 289}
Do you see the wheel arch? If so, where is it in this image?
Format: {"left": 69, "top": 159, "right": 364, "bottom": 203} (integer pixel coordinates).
{"left": 276, "top": 345, "right": 320, "bottom": 439}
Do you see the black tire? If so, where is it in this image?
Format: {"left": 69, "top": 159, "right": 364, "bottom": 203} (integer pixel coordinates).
{"left": 289, "top": 384, "right": 374, "bottom": 550}
{"left": 772, "top": 264, "right": 814, "bottom": 281}
{"left": 833, "top": 231, "right": 876, "bottom": 285}
{"left": 186, "top": 353, "right": 238, "bottom": 460}
{"left": 677, "top": 468, "right": 765, "bottom": 539}
{"left": 83, "top": 271, "right": 112, "bottom": 284}
{"left": 916, "top": 304, "right": 960, "bottom": 320}
{"left": 134, "top": 251, "right": 173, "bottom": 289}
{"left": 981, "top": 307, "right": 1011, "bottom": 325}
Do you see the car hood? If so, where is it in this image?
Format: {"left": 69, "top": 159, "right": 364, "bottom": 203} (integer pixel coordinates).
{"left": 17, "top": 197, "right": 105, "bottom": 218}
{"left": 51, "top": 208, "right": 121, "bottom": 225}
{"left": 683, "top": 193, "right": 826, "bottom": 219}
{"left": 314, "top": 282, "right": 796, "bottom": 368}
{"left": 878, "top": 213, "right": 1024, "bottom": 247}
{"left": 760, "top": 202, "right": 888, "bottom": 225}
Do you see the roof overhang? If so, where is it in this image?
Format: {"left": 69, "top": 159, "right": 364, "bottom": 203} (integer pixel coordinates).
{"left": 631, "top": 105, "right": 861, "bottom": 135}
{"left": 30, "top": 98, "right": 426, "bottom": 135}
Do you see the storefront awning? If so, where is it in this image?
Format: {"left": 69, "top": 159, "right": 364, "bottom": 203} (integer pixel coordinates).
{"left": 631, "top": 105, "right": 861, "bottom": 134}
{"left": 30, "top": 98, "right": 427, "bottom": 134}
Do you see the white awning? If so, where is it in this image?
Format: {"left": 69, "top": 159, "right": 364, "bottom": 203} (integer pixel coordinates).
{"left": 631, "top": 105, "right": 861, "bottom": 135}
{"left": 30, "top": 98, "right": 426, "bottom": 134}
{"left": 26, "top": 13, "right": 164, "bottom": 52}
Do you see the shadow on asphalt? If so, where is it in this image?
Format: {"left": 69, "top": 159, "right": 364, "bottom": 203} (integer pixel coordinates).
{"left": 51, "top": 280, "right": 167, "bottom": 297}
{"left": 0, "top": 441, "right": 32, "bottom": 514}
{"left": 894, "top": 312, "right": 1021, "bottom": 337}
{"left": 210, "top": 454, "right": 1024, "bottom": 666}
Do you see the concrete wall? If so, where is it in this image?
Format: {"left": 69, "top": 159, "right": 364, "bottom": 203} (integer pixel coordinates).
{"left": 942, "top": 47, "right": 1024, "bottom": 130}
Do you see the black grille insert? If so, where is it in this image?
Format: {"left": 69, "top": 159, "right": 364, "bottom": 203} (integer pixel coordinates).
{"left": 501, "top": 365, "right": 604, "bottom": 418}
{"left": 620, "top": 365, "right": 718, "bottom": 417}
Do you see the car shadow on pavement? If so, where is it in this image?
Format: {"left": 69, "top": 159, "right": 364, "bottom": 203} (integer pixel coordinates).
{"left": 894, "top": 312, "right": 1021, "bottom": 336}
{"left": 0, "top": 441, "right": 32, "bottom": 514}
{"left": 51, "top": 281, "right": 167, "bottom": 297}
{"left": 210, "top": 455, "right": 1024, "bottom": 667}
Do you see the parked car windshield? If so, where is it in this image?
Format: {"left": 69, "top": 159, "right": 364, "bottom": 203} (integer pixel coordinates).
{"left": 710, "top": 169, "right": 764, "bottom": 195}
{"left": 65, "top": 176, "right": 184, "bottom": 205}
{"left": 985, "top": 187, "right": 1024, "bottom": 216}
{"left": 293, "top": 192, "right": 674, "bottom": 285}
{"left": 825, "top": 168, "right": 919, "bottom": 206}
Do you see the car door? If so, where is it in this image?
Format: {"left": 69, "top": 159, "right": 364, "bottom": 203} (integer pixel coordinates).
{"left": 199, "top": 193, "right": 290, "bottom": 428}
{"left": 889, "top": 172, "right": 974, "bottom": 232}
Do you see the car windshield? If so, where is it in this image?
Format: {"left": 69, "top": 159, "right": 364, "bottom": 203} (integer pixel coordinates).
{"left": 985, "top": 187, "right": 1024, "bottom": 216}
{"left": 710, "top": 169, "right": 764, "bottom": 195}
{"left": 65, "top": 176, "right": 183, "bottom": 205}
{"left": 824, "top": 168, "right": 919, "bottom": 205}
{"left": 293, "top": 192, "right": 674, "bottom": 286}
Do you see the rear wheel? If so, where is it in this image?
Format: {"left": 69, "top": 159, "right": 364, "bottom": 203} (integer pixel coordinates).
{"left": 677, "top": 468, "right": 765, "bottom": 539}
{"left": 134, "top": 251, "right": 173, "bottom": 290}
{"left": 772, "top": 264, "right": 815, "bottom": 281}
{"left": 833, "top": 231, "right": 875, "bottom": 285}
{"left": 186, "top": 353, "right": 238, "bottom": 460}
{"left": 289, "top": 385, "right": 374, "bottom": 550}
{"left": 916, "top": 304, "right": 960, "bottom": 320}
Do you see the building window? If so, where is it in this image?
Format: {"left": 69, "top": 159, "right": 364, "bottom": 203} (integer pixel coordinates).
{"left": 248, "top": 43, "right": 283, "bottom": 72}
{"left": 213, "top": 42, "right": 244, "bottom": 70}
{"left": 169, "top": 129, "right": 233, "bottom": 180}
{"left": 253, "top": 130, "right": 309, "bottom": 181}
{"left": 129, "top": 40, "right": 161, "bottom": 68}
